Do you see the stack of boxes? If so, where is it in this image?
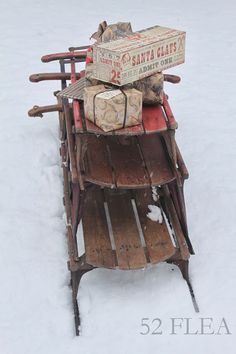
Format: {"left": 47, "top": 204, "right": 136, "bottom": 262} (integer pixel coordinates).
{"left": 84, "top": 24, "right": 186, "bottom": 132}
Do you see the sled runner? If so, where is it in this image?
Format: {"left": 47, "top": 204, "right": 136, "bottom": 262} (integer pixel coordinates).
{"left": 28, "top": 45, "right": 199, "bottom": 335}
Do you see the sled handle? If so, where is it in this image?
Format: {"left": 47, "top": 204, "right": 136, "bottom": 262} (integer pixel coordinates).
{"left": 41, "top": 51, "right": 87, "bottom": 63}
{"left": 28, "top": 104, "right": 63, "bottom": 118}
{"left": 68, "top": 45, "right": 91, "bottom": 52}
{"left": 29, "top": 72, "right": 81, "bottom": 82}
{"left": 164, "top": 74, "right": 181, "bottom": 84}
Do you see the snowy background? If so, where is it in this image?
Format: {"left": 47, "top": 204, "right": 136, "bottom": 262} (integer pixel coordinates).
{"left": 0, "top": 0, "right": 236, "bottom": 353}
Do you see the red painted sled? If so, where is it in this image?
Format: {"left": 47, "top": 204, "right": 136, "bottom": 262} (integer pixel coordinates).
{"left": 28, "top": 45, "right": 198, "bottom": 335}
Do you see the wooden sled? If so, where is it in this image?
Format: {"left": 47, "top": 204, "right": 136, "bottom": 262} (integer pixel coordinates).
{"left": 28, "top": 46, "right": 198, "bottom": 335}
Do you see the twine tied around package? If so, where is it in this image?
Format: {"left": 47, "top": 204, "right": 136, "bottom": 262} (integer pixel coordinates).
{"left": 93, "top": 88, "right": 128, "bottom": 129}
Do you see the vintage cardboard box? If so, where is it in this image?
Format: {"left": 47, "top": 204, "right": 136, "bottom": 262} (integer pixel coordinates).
{"left": 92, "top": 25, "right": 185, "bottom": 86}
{"left": 83, "top": 85, "right": 142, "bottom": 132}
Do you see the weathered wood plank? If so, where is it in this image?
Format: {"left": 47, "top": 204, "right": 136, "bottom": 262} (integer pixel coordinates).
{"left": 105, "top": 189, "right": 147, "bottom": 269}
{"left": 108, "top": 137, "right": 150, "bottom": 188}
{"left": 142, "top": 104, "right": 167, "bottom": 133}
{"left": 83, "top": 135, "right": 114, "bottom": 187}
{"left": 138, "top": 134, "right": 175, "bottom": 186}
{"left": 134, "top": 189, "right": 176, "bottom": 264}
{"left": 82, "top": 187, "right": 115, "bottom": 268}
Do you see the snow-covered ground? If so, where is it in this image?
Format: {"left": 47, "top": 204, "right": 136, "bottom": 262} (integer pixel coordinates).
{"left": 0, "top": 0, "right": 236, "bottom": 353}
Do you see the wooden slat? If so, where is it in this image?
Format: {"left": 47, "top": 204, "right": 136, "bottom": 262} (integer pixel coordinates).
{"left": 108, "top": 137, "right": 150, "bottom": 188}
{"left": 82, "top": 187, "right": 115, "bottom": 268}
{"left": 134, "top": 189, "right": 176, "bottom": 264}
{"left": 142, "top": 105, "right": 167, "bottom": 133}
{"left": 138, "top": 134, "right": 175, "bottom": 186}
{"left": 83, "top": 136, "right": 113, "bottom": 187}
{"left": 105, "top": 190, "right": 147, "bottom": 269}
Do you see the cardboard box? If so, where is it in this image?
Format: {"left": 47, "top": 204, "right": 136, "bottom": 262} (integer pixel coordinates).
{"left": 84, "top": 85, "right": 142, "bottom": 132}
{"left": 92, "top": 25, "right": 186, "bottom": 86}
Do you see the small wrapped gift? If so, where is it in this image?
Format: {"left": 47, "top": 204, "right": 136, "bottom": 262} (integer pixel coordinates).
{"left": 124, "top": 72, "right": 164, "bottom": 104}
{"left": 90, "top": 21, "right": 133, "bottom": 43}
{"left": 84, "top": 84, "right": 142, "bottom": 132}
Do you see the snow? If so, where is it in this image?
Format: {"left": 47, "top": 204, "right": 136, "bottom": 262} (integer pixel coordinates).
{"left": 147, "top": 205, "right": 163, "bottom": 223}
{"left": 0, "top": 0, "right": 236, "bottom": 353}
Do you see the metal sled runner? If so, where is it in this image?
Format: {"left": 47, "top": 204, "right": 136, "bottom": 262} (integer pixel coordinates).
{"left": 28, "top": 45, "right": 199, "bottom": 335}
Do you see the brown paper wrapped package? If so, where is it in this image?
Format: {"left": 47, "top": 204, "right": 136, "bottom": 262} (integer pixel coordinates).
{"left": 124, "top": 72, "right": 164, "bottom": 104}
{"left": 84, "top": 85, "right": 142, "bottom": 132}
{"left": 90, "top": 21, "right": 133, "bottom": 43}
